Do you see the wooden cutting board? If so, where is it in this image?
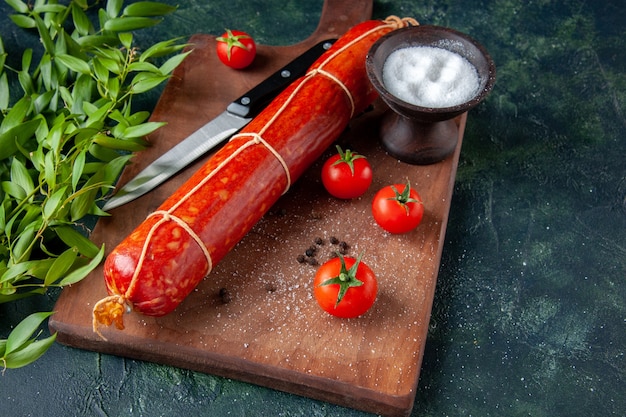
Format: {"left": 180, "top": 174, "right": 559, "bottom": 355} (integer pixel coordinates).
{"left": 50, "top": 1, "right": 467, "bottom": 416}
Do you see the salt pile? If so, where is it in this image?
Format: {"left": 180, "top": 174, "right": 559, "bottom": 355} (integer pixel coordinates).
{"left": 382, "top": 46, "right": 480, "bottom": 108}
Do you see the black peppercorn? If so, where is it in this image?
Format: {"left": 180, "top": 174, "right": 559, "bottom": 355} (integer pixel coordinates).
{"left": 219, "top": 287, "right": 231, "bottom": 304}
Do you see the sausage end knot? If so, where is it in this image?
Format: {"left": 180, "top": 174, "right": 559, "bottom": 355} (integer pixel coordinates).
{"left": 92, "top": 294, "right": 132, "bottom": 340}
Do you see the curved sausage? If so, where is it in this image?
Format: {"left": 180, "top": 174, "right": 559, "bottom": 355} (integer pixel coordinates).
{"left": 93, "top": 16, "right": 419, "bottom": 337}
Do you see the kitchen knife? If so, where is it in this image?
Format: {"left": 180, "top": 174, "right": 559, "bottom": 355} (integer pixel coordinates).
{"left": 102, "top": 38, "right": 336, "bottom": 211}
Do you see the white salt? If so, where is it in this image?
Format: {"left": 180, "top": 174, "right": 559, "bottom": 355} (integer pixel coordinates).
{"left": 382, "top": 46, "right": 480, "bottom": 108}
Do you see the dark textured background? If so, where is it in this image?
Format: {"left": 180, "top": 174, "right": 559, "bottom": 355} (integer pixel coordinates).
{"left": 1, "top": 1, "right": 625, "bottom": 416}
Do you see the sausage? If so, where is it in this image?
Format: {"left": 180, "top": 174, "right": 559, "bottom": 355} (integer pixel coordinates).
{"left": 93, "top": 16, "right": 419, "bottom": 337}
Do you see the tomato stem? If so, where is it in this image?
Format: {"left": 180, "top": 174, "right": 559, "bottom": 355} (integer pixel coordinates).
{"left": 317, "top": 252, "right": 365, "bottom": 307}
{"left": 332, "top": 145, "right": 367, "bottom": 176}
{"left": 388, "top": 180, "right": 422, "bottom": 215}
{"left": 216, "top": 28, "right": 251, "bottom": 60}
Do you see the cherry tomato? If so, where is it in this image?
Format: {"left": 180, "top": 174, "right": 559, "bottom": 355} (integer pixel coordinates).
{"left": 216, "top": 29, "right": 256, "bottom": 69}
{"left": 313, "top": 253, "right": 377, "bottom": 318}
{"left": 321, "top": 146, "right": 373, "bottom": 199}
{"left": 371, "top": 181, "right": 424, "bottom": 234}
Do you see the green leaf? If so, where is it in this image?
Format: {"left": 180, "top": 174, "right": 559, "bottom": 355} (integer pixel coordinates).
{"left": 128, "top": 61, "right": 160, "bottom": 73}
{"left": 84, "top": 101, "right": 114, "bottom": 128}
{"left": 139, "top": 38, "right": 188, "bottom": 61}
{"left": 92, "top": 57, "right": 110, "bottom": 83}
{"left": 126, "top": 111, "right": 151, "bottom": 125}
{"left": 33, "top": 14, "right": 55, "bottom": 55}
{"left": 71, "top": 74, "right": 96, "bottom": 114}
{"left": 55, "top": 54, "right": 91, "bottom": 75}
{"left": 0, "top": 96, "right": 32, "bottom": 135}
{"left": 0, "top": 73, "right": 9, "bottom": 111}
{"left": 4, "top": 312, "right": 53, "bottom": 356}
{"left": 101, "top": 155, "right": 132, "bottom": 188}
{"left": 159, "top": 50, "right": 192, "bottom": 75}
{"left": 8, "top": 14, "right": 36, "bottom": 29}
{"left": 130, "top": 72, "right": 168, "bottom": 94}
{"left": 33, "top": 4, "right": 67, "bottom": 13}
{"left": 2, "top": 181, "right": 27, "bottom": 200}
{"left": 18, "top": 70, "right": 35, "bottom": 95}
{"left": 58, "top": 244, "right": 105, "bottom": 286}
{"left": 0, "top": 204, "right": 5, "bottom": 234}
{"left": 88, "top": 142, "right": 122, "bottom": 162}
{"left": 5, "top": 0, "right": 30, "bottom": 14}
{"left": 47, "top": 117, "right": 65, "bottom": 153}
{"left": 24, "top": 258, "right": 56, "bottom": 281}
{"left": 93, "top": 45, "right": 125, "bottom": 63}
{"left": 33, "top": 90, "right": 55, "bottom": 114}
{"left": 103, "top": 16, "right": 162, "bottom": 32}
{"left": 11, "top": 222, "right": 37, "bottom": 262}
{"left": 95, "top": 56, "right": 121, "bottom": 75}
{"left": 44, "top": 247, "right": 78, "bottom": 286}
{"left": 43, "top": 186, "right": 68, "bottom": 221}
{"left": 16, "top": 205, "right": 42, "bottom": 237}
{"left": 70, "top": 193, "right": 93, "bottom": 221}
{"left": 42, "top": 149, "right": 56, "bottom": 192}
{"left": 69, "top": 172, "right": 104, "bottom": 221}
{"left": 0, "top": 261, "right": 32, "bottom": 285}
{"left": 72, "top": 151, "right": 86, "bottom": 191}
{"left": 82, "top": 101, "right": 98, "bottom": 117}
{"left": 54, "top": 225, "right": 100, "bottom": 258}
{"left": 75, "top": 34, "right": 119, "bottom": 49}
{"left": 118, "top": 32, "right": 133, "bottom": 50}
{"left": 58, "top": 86, "right": 73, "bottom": 109}
{"left": 123, "top": 2, "right": 177, "bottom": 17}
{"left": 105, "top": 76, "right": 120, "bottom": 100}
{"left": 3, "top": 333, "right": 56, "bottom": 369}
{"left": 71, "top": 2, "right": 93, "bottom": 36}
{"left": 106, "top": 0, "right": 123, "bottom": 18}
{"left": 121, "top": 121, "right": 166, "bottom": 139}
{"left": 94, "top": 134, "right": 148, "bottom": 151}
{"left": 21, "top": 47, "right": 32, "bottom": 71}
{"left": 0, "top": 119, "right": 41, "bottom": 160}
{"left": 61, "top": 31, "right": 89, "bottom": 62}
{"left": 39, "top": 54, "right": 55, "bottom": 92}
{"left": 10, "top": 158, "right": 35, "bottom": 198}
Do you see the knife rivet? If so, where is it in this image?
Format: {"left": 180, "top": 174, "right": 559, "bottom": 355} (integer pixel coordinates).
{"left": 323, "top": 41, "right": 333, "bottom": 50}
{"left": 241, "top": 97, "right": 251, "bottom": 105}
{"left": 281, "top": 69, "right": 291, "bottom": 78}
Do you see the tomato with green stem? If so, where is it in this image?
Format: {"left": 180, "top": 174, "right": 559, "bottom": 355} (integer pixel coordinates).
{"left": 313, "top": 252, "right": 377, "bottom": 318}
{"left": 372, "top": 180, "right": 424, "bottom": 234}
{"left": 321, "top": 145, "right": 373, "bottom": 199}
{"left": 216, "top": 29, "right": 256, "bottom": 69}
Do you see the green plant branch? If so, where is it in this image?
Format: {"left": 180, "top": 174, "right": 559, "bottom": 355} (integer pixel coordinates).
{"left": 0, "top": 0, "right": 189, "bottom": 369}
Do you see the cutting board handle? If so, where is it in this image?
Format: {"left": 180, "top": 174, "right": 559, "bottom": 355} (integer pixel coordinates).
{"left": 309, "top": 0, "right": 374, "bottom": 40}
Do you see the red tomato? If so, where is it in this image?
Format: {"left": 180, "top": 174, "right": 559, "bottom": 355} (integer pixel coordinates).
{"left": 216, "top": 29, "right": 256, "bottom": 69}
{"left": 372, "top": 181, "right": 424, "bottom": 234}
{"left": 313, "top": 253, "right": 377, "bottom": 318}
{"left": 321, "top": 146, "right": 373, "bottom": 199}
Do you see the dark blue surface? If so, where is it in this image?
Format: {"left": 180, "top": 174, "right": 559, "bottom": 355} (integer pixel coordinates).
{"left": 1, "top": 1, "right": 625, "bottom": 416}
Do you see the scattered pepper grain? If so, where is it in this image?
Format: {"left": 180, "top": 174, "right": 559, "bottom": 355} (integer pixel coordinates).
{"left": 219, "top": 287, "right": 231, "bottom": 304}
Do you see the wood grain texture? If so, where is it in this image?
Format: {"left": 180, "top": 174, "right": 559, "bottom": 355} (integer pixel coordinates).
{"left": 49, "top": 1, "right": 467, "bottom": 415}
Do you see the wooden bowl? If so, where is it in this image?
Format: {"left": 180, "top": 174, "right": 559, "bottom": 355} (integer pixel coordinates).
{"left": 366, "top": 25, "right": 496, "bottom": 164}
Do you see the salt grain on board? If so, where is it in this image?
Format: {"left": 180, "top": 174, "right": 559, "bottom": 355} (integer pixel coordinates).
{"left": 382, "top": 46, "right": 480, "bottom": 108}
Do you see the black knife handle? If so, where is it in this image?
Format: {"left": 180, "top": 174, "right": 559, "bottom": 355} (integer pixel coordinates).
{"left": 226, "top": 38, "right": 337, "bottom": 118}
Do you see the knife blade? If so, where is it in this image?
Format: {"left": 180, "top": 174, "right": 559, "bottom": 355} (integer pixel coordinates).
{"left": 102, "top": 38, "right": 336, "bottom": 211}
